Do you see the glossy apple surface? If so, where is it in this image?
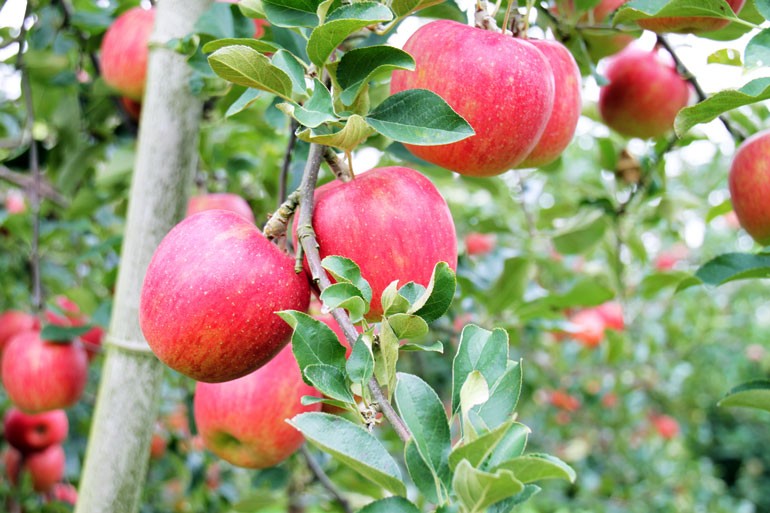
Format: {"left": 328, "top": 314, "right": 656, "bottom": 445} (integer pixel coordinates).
{"left": 3, "top": 407, "right": 69, "bottom": 454}
{"left": 100, "top": 7, "right": 155, "bottom": 100}
{"left": 298, "top": 167, "right": 457, "bottom": 319}
{"left": 140, "top": 210, "right": 310, "bottom": 382}
{"left": 186, "top": 193, "right": 255, "bottom": 223}
{"left": 391, "top": 20, "right": 554, "bottom": 176}
{"left": 638, "top": 0, "right": 745, "bottom": 34}
{"left": 193, "top": 345, "right": 321, "bottom": 468}
{"left": 5, "top": 444, "right": 66, "bottom": 492}
{"left": 729, "top": 129, "right": 770, "bottom": 246}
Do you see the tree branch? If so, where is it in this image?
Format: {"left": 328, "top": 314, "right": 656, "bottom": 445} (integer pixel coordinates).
{"left": 323, "top": 147, "right": 354, "bottom": 182}
{"left": 295, "top": 143, "right": 412, "bottom": 443}
{"left": 0, "top": 165, "right": 68, "bottom": 207}
{"left": 279, "top": 120, "right": 299, "bottom": 207}
{"left": 300, "top": 445, "right": 353, "bottom": 513}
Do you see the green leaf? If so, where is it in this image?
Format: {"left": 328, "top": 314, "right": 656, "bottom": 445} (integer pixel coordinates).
{"left": 405, "top": 440, "right": 439, "bottom": 503}
{"left": 366, "top": 89, "right": 474, "bottom": 145}
{"left": 296, "top": 114, "right": 375, "bottom": 152}
{"left": 337, "top": 46, "right": 415, "bottom": 105}
{"left": 391, "top": 0, "right": 445, "bottom": 17}
{"left": 675, "top": 77, "right": 770, "bottom": 136}
{"left": 400, "top": 340, "right": 444, "bottom": 352}
{"left": 289, "top": 412, "right": 406, "bottom": 495}
{"left": 408, "top": 262, "right": 457, "bottom": 323}
{"left": 486, "top": 423, "right": 531, "bottom": 469}
{"left": 399, "top": 282, "right": 426, "bottom": 305}
{"left": 262, "top": 0, "right": 323, "bottom": 27}
{"left": 306, "top": 3, "right": 394, "bottom": 67}
{"left": 320, "top": 282, "right": 368, "bottom": 323}
{"left": 208, "top": 45, "right": 293, "bottom": 101}
{"left": 278, "top": 79, "right": 337, "bottom": 128}
{"left": 693, "top": 252, "right": 770, "bottom": 285}
{"left": 707, "top": 48, "right": 743, "bottom": 66}
{"left": 552, "top": 209, "right": 609, "bottom": 255}
{"left": 718, "top": 380, "right": 770, "bottom": 413}
{"left": 460, "top": 370, "right": 489, "bottom": 440}
{"left": 706, "top": 199, "right": 733, "bottom": 222}
{"left": 374, "top": 316, "right": 400, "bottom": 396}
{"left": 303, "top": 364, "right": 354, "bottom": 403}
{"left": 225, "top": 88, "right": 261, "bottom": 117}
{"left": 474, "top": 360, "right": 523, "bottom": 431}
{"left": 486, "top": 485, "right": 542, "bottom": 513}
{"left": 453, "top": 460, "right": 525, "bottom": 513}
{"left": 615, "top": 0, "right": 744, "bottom": 25}
{"left": 40, "top": 324, "right": 92, "bottom": 342}
{"left": 486, "top": 257, "right": 532, "bottom": 314}
{"left": 322, "top": 256, "right": 373, "bottom": 303}
{"left": 202, "top": 38, "right": 279, "bottom": 55}
{"left": 346, "top": 337, "right": 374, "bottom": 384}
{"left": 359, "top": 497, "right": 421, "bottom": 513}
{"left": 277, "top": 311, "right": 347, "bottom": 381}
{"left": 746, "top": 28, "right": 770, "bottom": 67}
{"left": 452, "top": 325, "right": 509, "bottom": 413}
{"left": 449, "top": 419, "right": 517, "bottom": 471}
{"left": 386, "top": 313, "right": 429, "bottom": 339}
{"left": 381, "top": 280, "right": 411, "bottom": 316}
{"left": 195, "top": 3, "right": 256, "bottom": 39}
{"left": 639, "top": 271, "right": 693, "bottom": 298}
{"left": 494, "top": 454, "right": 576, "bottom": 484}
{"left": 271, "top": 50, "right": 309, "bottom": 96}
{"left": 757, "top": 0, "right": 770, "bottom": 19}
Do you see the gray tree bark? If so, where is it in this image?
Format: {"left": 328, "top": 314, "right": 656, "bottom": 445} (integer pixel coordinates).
{"left": 75, "top": 1, "right": 212, "bottom": 511}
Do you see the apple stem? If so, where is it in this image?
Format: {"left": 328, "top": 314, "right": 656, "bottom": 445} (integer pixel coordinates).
{"left": 323, "top": 147, "right": 354, "bottom": 182}
{"left": 296, "top": 143, "right": 413, "bottom": 443}
{"left": 301, "top": 445, "right": 353, "bottom": 513}
{"left": 655, "top": 35, "right": 746, "bottom": 142}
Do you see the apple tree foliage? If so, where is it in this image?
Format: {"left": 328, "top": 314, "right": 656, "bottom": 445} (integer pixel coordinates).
{"left": 1, "top": 0, "right": 770, "bottom": 512}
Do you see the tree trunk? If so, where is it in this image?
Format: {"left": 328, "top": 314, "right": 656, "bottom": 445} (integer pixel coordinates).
{"left": 75, "top": 1, "right": 212, "bottom": 511}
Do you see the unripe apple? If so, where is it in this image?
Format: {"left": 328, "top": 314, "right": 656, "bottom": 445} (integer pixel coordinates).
{"left": 3, "top": 407, "right": 69, "bottom": 454}
{"left": 599, "top": 47, "right": 690, "bottom": 139}
{"left": 390, "top": 20, "right": 555, "bottom": 176}
{"left": 729, "top": 129, "right": 770, "bottom": 246}
{"left": 465, "top": 232, "right": 496, "bottom": 256}
{"left": 193, "top": 345, "right": 321, "bottom": 468}
{"left": 637, "top": 0, "right": 745, "bottom": 34}
{"left": 186, "top": 193, "right": 255, "bottom": 223}
{"left": 0, "top": 310, "right": 38, "bottom": 352}
{"left": 5, "top": 444, "right": 66, "bottom": 492}
{"left": 50, "top": 483, "right": 78, "bottom": 505}
{"left": 100, "top": 7, "right": 155, "bottom": 100}
{"left": 568, "top": 309, "right": 606, "bottom": 347}
{"left": 517, "top": 39, "right": 581, "bottom": 168}
{"left": 1, "top": 331, "right": 89, "bottom": 413}
{"left": 140, "top": 210, "right": 311, "bottom": 382}
{"left": 595, "top": 301, "right": 624, "bottom": 331}
{"left": 297, "top": 167, "right": 457, "bottom": 319}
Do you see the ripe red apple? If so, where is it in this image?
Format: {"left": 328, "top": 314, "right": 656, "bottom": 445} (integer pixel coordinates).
{"left": 45, "top": 296, "right": 103, "bottom": 361}
{"left": 637, "top": 0, "right": 745, "bottom": 34}
{"left": 517, "top": 39, "right": 581, "bottom": 168}
{"left": 650, "top": 414, "right": 679, "bottom": 439}
{"left": 3, "top": 407, "right": 69, "bottom": 454}
{"left": 50, "top": 483, "right": 78, "bottom": 505}
{"left": 297, "top": 167, "right": 457, "bottom": 319}
{"left": 568, "top": 309, "right": 606, "bottom": 347}
{"left": 186, "top": 193, "right": 255, "bottom": 223}
{"left": 1, "top": 331, "right": 89, "bottom": 413}
{"left": 120, "top": 97, "right": 142, "bottom": 121}
{"left": 729, "top": 129, "right": 770, "bottom": 246}
{"left": 0, "top": 310, "right": 38, "bottom": 352}
{"left": 550, "top": 390, "right": 581, "bottom": 412}
{"left": 140, "top": 210, "right": 311, "bottom": 382}
{"left": 193, "top": 345, "right": 321, "bottom": 469}
{"left": 465, "top": 233, "right": 496, "bottom": 256}
{"left": 5, "top": 444, "right": 66, "bottom": 492}
{"left": 100, "top": 7, "right": 155, "bottom": 100}
{"left": 390, "top": 20, "right": 555, "bottom": 176}
{"left": 150, "top": 428, "right": 168, "bottom": 460}
{"left": 595, "top": 302, "right": 624, "bottom": 331}
{"left": 599, "top": 47, "right": 690, "bottom": 139}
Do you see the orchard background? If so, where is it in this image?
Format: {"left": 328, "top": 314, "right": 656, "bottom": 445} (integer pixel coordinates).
{"left": 1, "top": 0, "right": 770, "bottom": 512}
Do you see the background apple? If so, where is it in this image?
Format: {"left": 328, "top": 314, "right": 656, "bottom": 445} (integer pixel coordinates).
{"left": 5, "top": 444, "right": 66, "bottom": 492}
{"left": 0, "top": 310, "right": 38, "bottom": 352}
{"left": 140, "top": 210, "right": 311, "bottom": 382}
{"left": 298, "top": 167, "right": 457, "bottom": 319}
{"left": 390, "top": 20, "right": 554, "bottom": 176}
{"left": 599, "top": 47, "right": 691, "bottom": 139}
{"left": 638, "top": 0, "right": 745, "bottom": 34}
{"left": 3, "top": 407, "right": 69, "bottom": 454}
{"left": 465, "top": 232, "right": 496, "bottom": 256}
{"left": 193, "top": 345, "right": 321, "bottom": 468}
{"left": 650, "top": 414, "right": 680, "bottom": 439}
{"left": 45, "top": 296, "right": 104, "bottom": 361}
{"left": 555, "top": 0, "right": 634, "bottom": 60}
{"left": 50, "top": 482, "right": 78, "bottom": 505}
{"left": 1, "top": 331, "right": 88, "bottom": 413}
{"left": 99, "top": 7, "right": 155, "bottom": 100}
{"left": 729, "top": 129, "right": 770, "bottom": 245}
{"left": 568, "top": 309, "right": 606, "bottom": 347}
{"left": 186, "top": 193, "right": 255, "bottom": 223}
{"left": 4, "top": 189, "right": 26, "bottom": 214}
{"left": 595, "top": 301, "right": 624, "bottom": 331}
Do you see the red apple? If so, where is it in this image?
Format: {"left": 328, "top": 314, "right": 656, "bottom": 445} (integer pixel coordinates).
{"left": 5, "top": 444, "right": 66, "bottom": 492}
{"left": 0, "top": 310, "right": 38, "bottom": 352}
{"left": 50, "top": 483, "right": 78, "bottom": 505}
{"left": 465, "top": 233, "right": 496, "bottom": 256}
{"left": 140, "top": 210, "right": 311, "bottom": 382}
{"left": 193, "top": 345, "right": 321, "bottom": 469}
{"left": 120, "top": 97, "right": 142, "bottom": 121}
{"left": 45, "top": 296, "right": 103, "bottom": 361}
{"left": 595, "top": 301, "right": 624, "bottom": 331}
{"left": 186, "top": 193, "right": 255, "bottom": 223}
{"left": 5, "top": 189, "right": 26, "bottom": 214}
{"left": 1, "top": 331, "right": 89, "bottom": 413}
{"left": 637, "top": 0, "right": 745, "bottom": 34}
{"left": 550, "top": 390, "right": 581, "bottom": 412}
{"left": 568, "top": 309, "right": 606, "bottom": 347}
{"left": 100, "top": 7, "right": 155, "bottom": 100}
{"left": 651, "top": 414, "right": 679, "bottom": 439}
{"left": 599, "top": 47, "right": 690, "bottom": 139}
{"left": 150, "top": 428, "right": 168, "bottom": 460}
{"left": 3, "top": 407, "right": 68, "bottom": 454}
{"left": 297, "top": 167, "right": 457, "bottom": 319}
{"left": 729, "top": 129, "right": 770, "bottom": 245}
{"left": 390, "top": 20, "right": 555, "bottom": 177}
{"left": 654, "top": 245, "right": 689, "bottom": 271}
{"left": 517, "top": 39, "right": 581, "bottom": 168}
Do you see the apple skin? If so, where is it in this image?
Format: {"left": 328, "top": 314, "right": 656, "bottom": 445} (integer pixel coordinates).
{"left": 0, "top": 310, "right": 39, "bottom": 352}
{"left": 186, "top": 193, "right": 255, "bottom": 223}
{"left": 5, "top": 189, "right": 26, "bottom": 214}
{"left": 100, "top": 7, "right": 155, "bottom": 100}
{"left": 45, "top": 296, "right": 103, "bottom": 361}
{"left": 140, "top": 210, "right": 311, "bottom": 383}
{"left": 390, "top": 20, "right": 555, "bottom": 177}
{"left": 296, "top": 167, "right": 457, "bottom": 319}
{"left": 193, "top": 345, "right": 321, "bottom": 469}
{"left": 465, "top": 233, "right": 496, "bottom": 256}
{"left": 50, "top": 483, "right": 78, "bottom": 505}
{"left": 2, "top": 331, "right": 89, "bottom": 413}
{"left": 595, "top": 302, "right": 624, "bottom": 331}
{"left": 651, "top": 414, "right": 679, "bottom": 439}
{"left": 568, "top": 309, "right": 606, "bottom": 347}
{"left": 120, "top": 97, "right": 142, "bottom": 121}
{"left": 729, "top": 130, "right": 770, "bottom": 246}
{"left": 599, "top": 47, "right": 690, "bottom": 139}
{"left": 517, "top": 39, "right": 581, "bottom": 168}
{"left": 5, "top": 444, "right": 66, "bottom": 492}
{"left": 638, "top": 0, "right": 745, "bottom": 34}
{"left": 3, "top": 407, "right": 69, "bottom": 454}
